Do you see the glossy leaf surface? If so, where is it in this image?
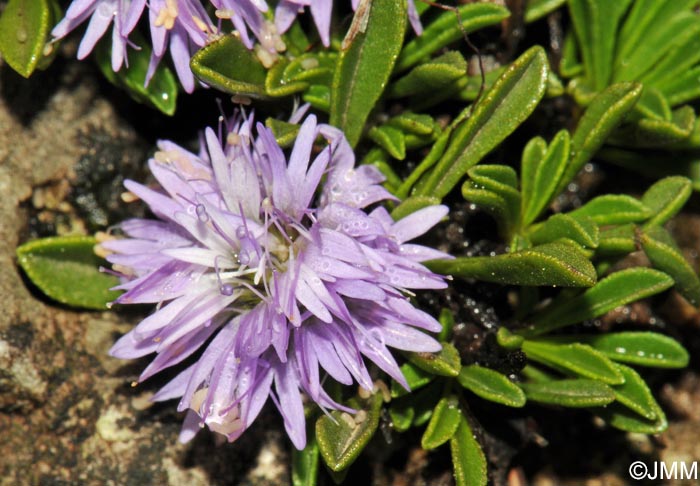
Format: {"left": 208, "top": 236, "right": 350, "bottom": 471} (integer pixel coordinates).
{"left": 450, "top": 415, "right": 488, "bottom": 486}
{"left": 523, "top": 268, "right": 674, "bottom": 336}
{"left": 457, "top": 365, "right": 526, "bottom": 407}
{"left": 521, "top": 379, "right": 616, "bottom": 407}
{"left": 430, "top": 241, "right": 596, "bottom": 287}
{"left": 330, "top": 0, "right": 406, "bottom": 147}
{"left": 16, "top": 236, "right": 121, "bottom": 310}
{"left": 0, "top": 0, "right": 56, "bottom": 77}
{"left": 316, "top": 392, "right": 382, "bottom": 472}
{"left": 421, "top": 396, "right": 461, "bottom": 450}
{"left": 522, "top": 341, "right": 624, "bottom": 384}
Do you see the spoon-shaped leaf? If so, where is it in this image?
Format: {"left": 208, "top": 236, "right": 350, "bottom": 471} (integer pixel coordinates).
{"left": 640, "top": 226, "right": 700, "bottom": 306}
{"left": 191, "top": 34, "right": 268, "bottom": 99}
{"left": 580, "top": 331, "right": 689, "bottom": 368}
{"left": 610, "top": 363, "right": 659, "bottom": 421}
{"left": 316, "top": 392, "right": 383, "bottom": 472}
{"left": 557, "top": 83, "right": 642, "bottom": 195}
{"left": 330, "top": 0, "right": 407, "bottom": 147}
{"left": 521, "top": 379, "right": 616, "bottom": 407}
{"left": 407, "top": 342, "right": 461, "bottom": 377}
{"left": 450, "top": 415, "right": 488, "bottom": 486}
{"left": 458, "top": 365, "right": 526, "bottom": 407}
{"left": 429, "top": 241, "right": 596, "bottom": 287}
{"left": 16, "top": 235, "right": 121, "bottom": 310}
{"left": 522, "top": 268, "right": 673, "bottom": 336}
{"left": 522, "top": 341, "right": 624, "bottom": 384}
{"left": 416, "top": 47, "right": 549, "bottom": 200}
{"left": 421, "top": 395, "right": 461, "bottom": 450}
{"left": 520, "top": 130, "right": 570, "bottom": 226}
{"left": 0, "top": 0, "right": 57, "bottom": 77}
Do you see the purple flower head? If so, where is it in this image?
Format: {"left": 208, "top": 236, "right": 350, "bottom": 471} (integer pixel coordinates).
{"left": 275, "top": 0, "right": 423, "bottom": 47}
{"left": 103, "top": 111, "right": 450, "bottom": 448}
{"left": 51, "top": 0, "right": 147, "bottom": 71}
{"left": 52, "top": 0, "right": 270, "bottom": 92}
{"left": 147, "top": 0, "right": 269, "bottom": 92}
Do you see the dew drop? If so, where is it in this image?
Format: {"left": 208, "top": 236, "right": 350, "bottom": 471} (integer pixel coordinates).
{"left": 16, "top": 28, "right": 27, "bottom": 43}
{"left": 195, "top": 204, "right": 209, "bottom": 222}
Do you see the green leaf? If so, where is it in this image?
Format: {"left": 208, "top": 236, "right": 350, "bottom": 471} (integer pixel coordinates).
{"left": 292, "top": 435, "right": 319, "bottom": 486}
{"left": 283, "top": 52, "right": 337, "bottom": 86}
{"left": 614, "top": 3, "right": 697, "bottom": 83}
{"left": 96, "top": 35, "right": 178, "bottom": 115}
{"left": 389, "top": 51, "right": 467, "bottom": 98}
{"left": 522, "top": 341, "right": 624, "bottom": 384}
{"left": 612, "top": 105, "right": 696, "bottom": 148}
{"left": 303, "top": 85, "right": 331, "bottom": 112}
{"left": 407, "top": 342, "right": 461, "bottom": 377}
{"left": 557, "top": 83, "right": 642, "bottom": 195}
{"left": 438, "top": 308, "right": 455, "bottom": 342}
{"left": 641, "top": 176, "right": 692, "bottom": 227}
{"left": 391, "top": 195, "right": 441, "bottom": 221}
{"left": 265, "top": 118, "right": 300, "bottom": 148}
{"left": 265, "top": 58, "right": 308, "bottom": 97}
{"left": 525, "top": 0, "right": 567, "bottom": 23}
{"left": 560, "top": 29, "right": 583, "bottom": 78}
{"left": 16, "top": 236, "right": 121, "bottom": 310}
{"left": 529, "top": 214, "right": 599, "bottom": 249}
{"left": 568, "top": 195, "right": 651, "bottom": 225}
{"left": 329, "top": 0, "right": 407, "bottom": 147}
{"left": 521, "top": 379, "right": 616, "bottom": 407}
{"left": 523, "top": 268, "right": 674, "bottom": 336}
{"left": 395, "top": 3, "right": 510, "bottom": 73}
{"left": 387, "top": 112, "right": 439, "bottom": 137}
{"left": 191, "top": 34, "right": 268, "bottom": 99}
{"left": 368, "top": 125, "right": 406, "bottom": 160}
{"left": 640, "top": 17, "right": 700, "bottom": 98}
{"left": 0, "top": 0, "right": 56, "bottom": 77}
{"left": 633, "top": 87, "right": 672, "bottom": 121}
{"left": 388, "top": 396, "right": 415, "bottom": 432}
{"left": 595, "top": 402, "right": 667, "bottom": 434}
{"left": 596, "top": 223, "right": 636, "bottom": 256}
{"left": 462, "top": 164, "right": 521, "bottom": 238}
{"left": 610, "top": 363, "right": 659, "bottom": 421}
{"left": 316, "top": 392, "right": 382, "bottom": 472}
{"left": 520, "top": 130, "right": 571, "bottom": 226}
{"left": 416, "top": 47, "right": 549, "bottom": 200}
{"left": 615, "top": 0, "right": 693, "bottom": 70}
{"left": 525, "top": 0, "right": 566, "bottom": 24}
{"left": 450, "top": 415, "right": 488, "bottom": 486}
{"left": 640, "top": 226, "right": 700, "bottom": 306}
{"left": 421, "top": 396, "right": 461, "bottom": 450}
{"left": 429, "top": 241, "right": 597, "bottom": 287}
{"left": 568, "top": 0, "right": 632, "bottom": 90}
{"left": 457, "top": 365, "right": 526, "bottom": 407}
{"left": 496, "top": 328, "right": 524, "bottom": 350}
{"left": 580, "top": 331, "right": 689, "bottom": 368}
{"left": 396, "top": 127, "right": 452, "bottom": 199}
{"left": 391, "top": 362, "right": 434, "bottom": 398}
